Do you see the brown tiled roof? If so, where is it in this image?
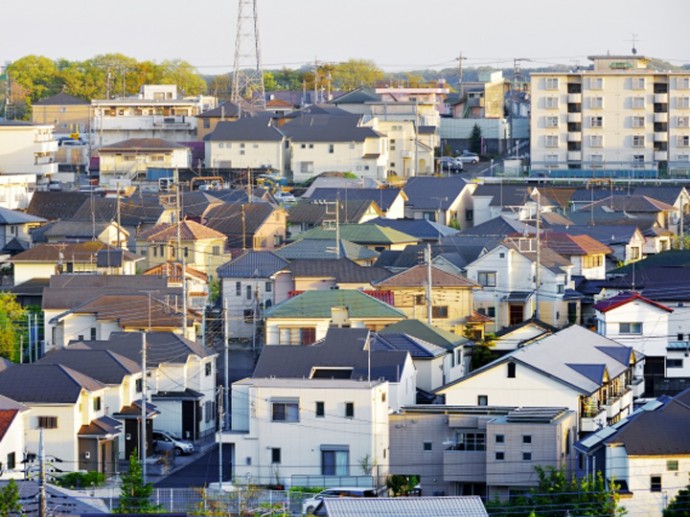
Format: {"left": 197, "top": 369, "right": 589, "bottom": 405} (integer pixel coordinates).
{"left": 138, "top": 220, "right": 226, "bottom": 242}
{"left": 374, "top": 264, "right": 478, "bottom": 288}
{"left": 466, "top": 310, "right": 494, "bottom": 323}
{"left": 542, "top": 232, "right": 612, "bottom": 256}
{"left": 11, "top": 241, "right": 138, "bottom": 263}
{"left": 0, "top": 410, "right": 19, "bottom": 442}
{"left": 143, "top": 261, "right": 208, "bottom": 282}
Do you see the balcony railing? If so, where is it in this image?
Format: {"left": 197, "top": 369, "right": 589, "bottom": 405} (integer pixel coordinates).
{"left": 627, "top": 377, "right": 645, "bottom": 398}
{"left": 581, "top": 407, "right": 607, "bottom": 432}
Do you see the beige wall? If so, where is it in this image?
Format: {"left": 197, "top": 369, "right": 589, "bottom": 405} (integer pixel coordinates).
{"left": 32, "top": 105, "right": 91, "bottom": 135}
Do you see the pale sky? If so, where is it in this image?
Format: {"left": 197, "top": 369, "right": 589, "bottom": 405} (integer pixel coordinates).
{"left": 3, "top": 0, "right": 688, "bottom": 74}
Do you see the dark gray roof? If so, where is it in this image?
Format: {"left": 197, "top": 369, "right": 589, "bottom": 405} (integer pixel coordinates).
{"left": 71, "top": 192, "right": 165, "bottom": 227}
{"left": 285, "top": 258, "right": 391, "bottom": 284}
{"left": 632, "top": 186, "right": 687, "bottom": 205}
{"left": 100, "top": 138, "right": 187, "bottom": 150}
{"left": 331, "top": 88, "right": 381, "bottom": 105}
{"left": 458, "top": 215, "right": 535, "bottom": 237}
{"left": 33, "top": 92, "right": 89, "bottom": 105}
{"left": 546, "top": 224, "right": 640, "bottom": 245}
{"left": 404, "top": 176, "right": 468, "bottom": 210}
{"left": 5, "top": 480, "right": 109, "bottom": 515}
{"left": 288, "top": 199, "right": 377, "bottom": 226}
{"left": 0, "top": 207, "right": 45, "bottom": 225}
{"left": 368, "top": 218, "right": 458, "bottom": 240}
{"left": 380, "top": 319, "right": 466, "bottom": 350}
{"left": 274, "top": 238, "right": 379, "bottom": 262}
{"left": 217, "top": 250, "right": 289, "bottom": 278}
{"left": 306, "top": 188, "right": 403, "bottom": 212}
{"left": 43, "top": 220, "right": 116, "bottom": 239}
{"left": 281, "top": 114, "right": 382, "bottom": 143}
{"left": 26, "top": 191, "right": 91, "bottom": 221}
{"left": 37, "top": 349, "right": 140, "bottom": 384}
{"left": 253, "top": 327, "right": 409, "bottom": 381}
{"left": 472, "top": 184, "right": 533, "bottom": 208}
{"left": 0, "top": 364, "right": 103, "bottom": 403}
{"left": 197, "top": 101, "right": 242, "bottom": 118}
{"left": 371, "top": 333, "right": 446, "bottom": 358}
{"left": 204, "top": 202, "right": 276, "bottom": 247}
{"left": 181, "top": 191, "right": 224, "bottom": 219}
{"left": 205, "top": 116, "right": 285, "bottom": 142}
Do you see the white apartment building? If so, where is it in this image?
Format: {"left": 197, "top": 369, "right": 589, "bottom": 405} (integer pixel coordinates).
{"left": 531, "top": 55, "right": 690, "bottom": 176}
{"left": 0, "top": 121, "right": 58, "bottom": 178}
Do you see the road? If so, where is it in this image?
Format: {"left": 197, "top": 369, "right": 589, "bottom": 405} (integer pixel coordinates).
{"left": 154, "top": 444, "right": 232, "bottom": 488}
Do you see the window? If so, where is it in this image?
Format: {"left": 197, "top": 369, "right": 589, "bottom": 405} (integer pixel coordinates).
{"left": 507, "top": 362, "right": 516, "bottom": 378}
{"left": 544, "top": 97, "right": 559, "bottom": 109}
{"left": 135, "top": 378, "right": 143, "bottom": 393}
{"left": 619, "top": 322, "right": 642, "bottom": 334}
{"left": 650, "top": 476, "right": 662, "bottom": 492}
{"left": 678, "top": 135, "right": 690, "bottom": 148}
{"left": 271, "top": 400, "right": 299, "bottom": 422}
{"left": 590, "top": 116, "right": 603, "bottom": 128}
{"left": 632, "top": 96, "right": 645, "bottom": 109}
{"left": 545, "top": 78, "right": 559, "bottom": 90}
{"left": 414, "top": 294, "right": 425, "bottom": 306}
{"left": 465, "top": 209, "right": 474, "bottom": 222}
{"left": 478, "top": 271, "right": 497, "bottom": 287}
{"left": 90, "top": 327, "right": 97, "bottom": 340}
{"left": 667, "top": 358, "right": 683, "bottom": 368}
{"left": 487, "top": 307, "right": 496, "bottom": 318}
{"left": 523, "top": 435, "right": 532, "bottom": 444}
{"left": 212, "top": 246, "right": 220, "bottom": 256}
{"left": 679, "top": 155, "right": 690, "bottom": 162}
{"left": 545, "top": 135, "right": 559, "bottom": 148}
{"left": 632, "top": 135, "right": 645, "bottom": 147}
{"left": 557, "top": 284, "right": 565, "bottom": 294}
{"left": 265, "top": 281, "right": 272, "bottom": 293}
{"left": 423, "top": 441, "right": 432, "bottom": 452}
{"left": 235, "top": 281, "right": 241, "bottom": 296}
{"left": 678, "top": 116, "right": 690, "bottom": 128}
{"left": 279, "top": 327, "right": 316, "bottom": 345}
{"left": 246, "top": 285, "right": 252, "bottom": 300}
{"left": 630, "top": 247, "right": 641, "bottom": 260}
{"left": 496, "top": 452, "right": 505, "bottom": 461}
{"left": 545, "top": 116, "right": 559, "bottom": 128}
{"left": 632, "top": 116, "right": 645, "bottom": 128}
{"left": 271, "top": 448, "right": 281, "bottom": 464}
{"left": 677, "top": 77, "right": 690, "bottom": 90}
{"left": 678, "top": 97, "right": 690, "bottom": 109}
{"left": 523, "top": 452, "right": 532, "bottom": 461}
{"left": 455, "top": 432, "right": 485, "bottom": 451}
{"left": 495, "top": 434, "right": 505, "bottom": 444}
{"left": 184, "top": 247, "right": 189, "bottom": 258}
{"left": 478, "top": 395, "right": 488, "bottom": 406}
{"left": 6, "top": 453, "right": 15, "bottom": 470}
{"left": 631, "top": 77, "right": 646, "bottom": 90}
{"left": 345, "top": 402, "right": 354, "bottom": 418}
{"left": 590, "top": 97, "right": 604, "bottom": 109}
{"left": 205, "top": 362, "right": 212, "bottom": 376}
{"left": 328, "top": 144, "right": 334, "bottom": 154}
{"left": 589, "top": 135, "right": 603, "bottom": 147}
{"left": 633, "top": 155, "right": 645, "bottom": 167}
{"left": 300, "top": 162, "right": 314, "bottom": 173}
{"left": 93, "top": 397, "right": 102, "bottom": 412}
{"left": 590, "top": 77, "right": 604, "bottom": 90}
{"left": 545, "top": 154, "right": 559, "bottom": 165}
{"left": 316, "top": 401, "right": 325, "bottom": 417}
{"left": 243, "top": 309, "right": 255, "bottom": 323}
{"left": 37, "top": 416, "right": 58, "bottom": 429}
{"left": 667, "top": 460, "right": 679, "bottom": 471}
{"left": 432, "top": 306, "right": 449, "bottom": 319}
{"left": 321, "top": 447, "right": 349, "bottom": 476}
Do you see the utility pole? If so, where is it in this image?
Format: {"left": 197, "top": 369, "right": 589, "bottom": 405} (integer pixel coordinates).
{"left": 241, "top": 204, "right": 247, "bottom": 250}
{"left": 38, "top": 428, "right": 46, "bottom": 517}
{"left": 175, "top": 169, "right": 187, "bottom": 334}
{"left": 218, "top": 386, "right": 224, "bottom": 489}
{"left": 335, "top": 195, "right": 341, "bottom": 259}
{"left": 314, "top": 58, "right": 319, "bottom": 106}
{"left": 426, "top": 243, "right": 433, "bottom": 325}
{"left": 223, "top": 298, "right": 230, "bottom": 430}
{"left": 141, "top": 332, "right": 148, "bottom": 483}
{"left": 535, "top": 193, "right": 542, "bottom": 321}
{"left": 457, "top": 52, "right": 467, "bottom": 97}
{"left": 116, "top": 181, "right": 122, "bottom": 249}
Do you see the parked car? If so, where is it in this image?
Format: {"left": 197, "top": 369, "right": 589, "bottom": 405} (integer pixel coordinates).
{"left": 152, "top": 430, "right": 195, "bottom": 456}
{"left": 456, "top": 151, "right": 480, "bottom": 164}
{"left": 437, "top": 156, "right": 463, "bottom": 173}
{"left": 302, "top": 487, "right": 377, "bottom": 515}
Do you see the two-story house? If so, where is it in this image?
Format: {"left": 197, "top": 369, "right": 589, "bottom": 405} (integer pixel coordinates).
{"left": 0, "top": 395, "right": 29, "bottom": 480}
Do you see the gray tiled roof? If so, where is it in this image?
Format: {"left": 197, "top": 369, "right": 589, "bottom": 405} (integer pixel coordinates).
{"left": 205, "top": 116, "right": 285, "bottom": 142}
{"left": 37, "top": 349, "right": 140, "bottom": 383}
{"left": 306, "top": 188, "right": 404, "bottom": 212}
{"left": 380, "top": 319, "right": 467, "bottom": 349}
{"left": 26, "top": 191, "right": 91, "bottom": 221}
{"left": 472, "top": 184, "right": 532, "bottom": 208}
{"left": 204, "top": 202, "right": 277, "bottom": 247}
{"left": 458, "top": 215, "right": 535, "bottom": 237}
{"left": 33, "top": 92, "right": 90, "bottom": 105}
{"left": 217, "top": 250, "right": 289, "bottom": 278}
{"left": 285, "top": 258, "right": 391, "bottom": 284}
{"left": 368, "top": 218, "right": 458, "bottom": 240}
{"left": 404, "top": 176, "right": 469, "bottom": 210}
{"left": 0, "top": 207, "right": 45, "bottom": 225}
{"left": 281, "top": 114, "right": 382, "bottom": 143}
{"left": 274, "top": 238, "right": 379, "bottom": 261}
{"left": 288, "top": 199, "right": 377, "bottom": 226}
{"left": 371, "top": 333, "right": 446, "bottom": 358}
{"left": 0, "top": 364, "right": 103, "bottom": 403}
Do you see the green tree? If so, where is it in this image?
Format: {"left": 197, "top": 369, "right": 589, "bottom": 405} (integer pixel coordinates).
{"left": 331, "top": 59, "right": 384, "bottom": 90}
{"left": 0, "top": 293, "right": 27, "bottom": 363}
{"left": 116, "top": 449, "right": 159, "bottom": 513}
{"left": 469, "top": 123, "right": 483, "bottom": 155}
{"left": 664, "top": 484, "right": 690, "bottom": 517}
{"left": 0, "top": 479, "right": 21, "bottom": 517}
{"left": 158, "top": 59, "right": 207, "bottom": 96}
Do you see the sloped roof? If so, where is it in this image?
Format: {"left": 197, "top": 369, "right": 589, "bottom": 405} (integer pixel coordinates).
{"left": 547, "top": 224, "right": 642, "bottom": 246}
{"left": 404, "top": 176, "right": 469, "bottom": 210}
{"left": 0, "top": 207, "right": 45, "bottom": 225}
{"left": 593, "top": 291, "right": 673, "bottom": 313}
{"left": 138, "top": 220, "right": 226, "bottom": 242}
{"left": 331, "top": 87, "right": 381, "bottom": 104}
{"left": 371, "top": 332, "right": 446, "bottom": 358}
{"left": 285, "top": 258, "right": 391, "bottom": 284}
{"left": 274, "top": 238, "right": 379, "bottom": 262}
{"left": 501, "top": 240, "right": 572, "bottom": 274}
{"left": 459, "top": 215, "right": 535, "bottom": 237}
{"left": 265, "top": 289, "right": 406, "bottom": 319}
{"left": 253, "top": 327, "right": 409, "bottom": 381}
{"left": 26, "top": 191, "right": 91, "bottom": 221}
{"left": 380, "top": 319, "right": 466, "bottom": 349}
{"left": 281, "top": 114, "right": 382, "bottom": 143}
{"left": 287, "top": 199, "right": 379, "bottom": 226}
{"left": 472, "top": 184, "right": 532, "bottom": 208}
{"left": 581, "top": 195, "right": 676, "bottom": 213}
{"left": 205, "top": 116, "right": 285, "bottom": 142}
{"left": 11, "top": 241, "right": 138, "bottom": 264}
{"left": 204, "top": 202, "right": 278, "bottom": 246}
{"left": 0, "top": 364, "right": 103, "bottom": 403}
{"left": 34, "top": 92, "right": 90, "bottom": 105}
{"left": 296, "top": 223, "right": 418, "bottom": 245}
{"left": 367, "top": 218, "right": 458, "bottom": 240}
{"left": 217, "top": 250, "right": 289, "bottom": 278}
{"left": 42, "top": 220, "right": 125, "bottom": 240}
{"left": 71, "top": 192, "right": 165, "bottom": 227}
{"left": 99, "top": 138, "right": 187, "bottom": 151}
{"left": 37, "top": 349, "right": 141, "bottom": 383}
{"left": 374, "top": 264, "right": 477, "bottom": 288}
{"left": 632, "top": 186, "right": 686, "bottom": 205}
{"left": 541, "top": 231, "right": 612, "bottom": 256}
{"left": 306, "top": 187, "right": 405, "bottom": 212}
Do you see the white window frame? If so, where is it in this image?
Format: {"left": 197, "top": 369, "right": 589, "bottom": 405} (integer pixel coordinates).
{"left": 631, "top": 77, "right": 646, "bottom": 90}
{"left": 590, "top": 97, "right": 604, "bottom": 109}
{"left": 545, "top": 135, "right": 559, "bottom": 148}
{"left": 632, "top": 116, "right": 645, "bottom": 129}
{"left": 677, "top": 135, "right": 690, "bottom": 148}
{"left": 676, "top": 77, "right": 690, "bottom": 90}
{"left": 545, "top": 116, "right": 559, "bottom": 128}
{"left": 678, "top": 154, "right": 690, "bottom": 162}
{"left": 591, "top": 154, "right": 604, "bottom": 165}
{"left": 544, "top": 97, "right": 559, "bottom": 109}
{"left": 632, "top": 135, "right": 645, "bottom": 148}
{"left": 632, "top": 154, "right": 645, "bottom": 167}
{"left": 631, "top": 96, "right": 645, "bottom": 109}
{"left": 545, "top": 154, "right": 559, "bottom": 165}
{"left": 544, "top": 77, "right": 559, "bottom": 90}
{"left": 677, "top": 97, "right": 690, "bottom": 109}
{"left": 678, "top": 116, "right": 690, "bottom": 128}
{"left": 589, "top": 135, "right": 603, "bottom": 148}
{"left": 590, "top": 116, "right": 603, "bottom": 128}
{"left": 590, "top": 77, "right": 604, "bottom": 90}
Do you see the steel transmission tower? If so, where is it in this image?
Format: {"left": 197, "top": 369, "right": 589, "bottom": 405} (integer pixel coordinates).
{"left": 231, "top": 0, "right": 266, "bottom": 109}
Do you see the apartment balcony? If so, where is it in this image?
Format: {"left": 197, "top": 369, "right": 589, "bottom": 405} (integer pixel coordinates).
{"left": 655, "top": 151, "right": 669, "bottom": 161}
{"left": 604, "top": 396, "right": 622, "bottom": 419}
{"left": 34, "top": 141, "right": 59, "bottom": 153}
{"left": 568, "top": 113, "right": 582, "bottom": 123}
{"left": 655, "top": 132, "right": 668, "bottom": 142}
{"left": 94, "top": 116, "right": 196, "bottom": 132}
{"left": 567, "top": 133, "right": 582, "bottom": 142}
{"left": 568, "top": 93, "right": 582, "bottom": 103}
{"left": 655, "top": 93, "right": 669, "bottom": 104}
{"left": 442, "top": 448, "right": 486, "bottom": 481}
{"left": 627, "top": 377, "right": 645, "bottom": 398}
{"left": 568, "top": 151, "right": 582, "bottom": 161}
{"left": 654, "top": 113, "right": 668, "bottom": 123}
{"left": 620, "top": 388, "right": 633, "bottom": 410}
{"left": 580, "top": 407, "right": 607, "bottom": 432}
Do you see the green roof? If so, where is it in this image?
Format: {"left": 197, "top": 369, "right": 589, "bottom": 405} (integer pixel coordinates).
{"left": 295, "top": 224, "right": 418, "bottom": 245}
{"left": 265, "top": 290, "right": 406, "bottom": 319}
{"left": 380, "top": 319, "right": 467, "bottom": 350}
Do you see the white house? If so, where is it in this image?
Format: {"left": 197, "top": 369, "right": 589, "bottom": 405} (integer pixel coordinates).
{"left": 222, "top": 378, "right": 391, "bottom": 489}
{"left": 0, "top": 395, "right": 29, "bottom": 480}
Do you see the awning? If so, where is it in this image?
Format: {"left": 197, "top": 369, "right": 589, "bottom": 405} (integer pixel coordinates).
{"left": 505, "top": 291, "right": 532, "bottom": 302}
{"left": 113, "top": 399, "right": 160, "bottom": 420}
{"left": 151, "top": 389, "right": 204, "bottom": 401}
{"left": 78, "top": 415, "right": 122, "bottom": 439}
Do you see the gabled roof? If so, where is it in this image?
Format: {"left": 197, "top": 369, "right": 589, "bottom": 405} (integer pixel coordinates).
{"left": 37, "top": 349, "right": 141, "bottom": 384}
{"left": 296, "top": 223, "right": 418, "bottom": 245}
{"left": 581, "top": 195, "right": 676, "bottom": 213}
{"left": 34, "top": 92, "right": 89, "bottom": 105}
{"left": 265, "top": 289, "right": 406, "bottom": 319}
{"left": 204, "top": 202, "right": 279, "bottom": 246}
{"left": 371, "top": 332, "right": 446, "bottom": 358}
{"left": 367, "top": 218, "right": 458, "bottom": 240}
{"left": 0, "top": 364, "right": 103, "bottom": 403}
{"left": 632, "top": 186, "right": 687, "bottom": 205}
{"left": 380, "top": 319, "right": 467, "bottom": 349}
{"left": 374, "top": 264, "right": 477, "bottom": 288}
{"left": 288, "top": 199, "right": 380, "bottom": 226}
{"left": 331, "top": 87, "right": 381, "bottom": 105}
{"left": 253, "top": 327, "right": 409, "bottom": 381}
{"left": 547, "top": 224, "right": 642, "bottom": 246}
{"left": 281, "top": 114, "right": 382, "bottom": 143}
{"left": 541, "top": 231, "right": 612, "bottom": 256}
{"left": 472, "top": 184, "right": 532, "bottom": 208}
{"left": 306, "top": 187, "right": 405, "bottom": 212}
{"left": 285, "top": 258, "right": 391, "bottom": 284}
{"left": 26, "top": 191, "right": 91, "bottom": 221}
{"left": 459, "top": 215, "right": 535, "bottom": 237}
{"left": 500, "top": 239, "right": 572, "bottom": 274}
{"left": 404, "top": 176, "right": 469, "bottom": 210}
{"left": 11, "top": 241, "right": 139, "bottom": 264}
{"left": 138, "top": 220, "right": 226, "bottom": 242}
{"left": 0, "top": 207, "right": 45, "bottom": 225}
{"left": 217, "top": 250, "right": 289, "bottom": 278}
{"left": 205, "top": 116, "right": 285, "bottom": 142}
{"left": 143, "top": 261, "right": 208, "bottom": 282}
{"left": 99, "top": 138, "right": 187, "bottom": 151}
{"left": 593, "top": 291, "right": 673, "bottom": 313}
{"left": 42, "top": 220, "right": 126, "bottom": 240}
{"left": 197, "top": 101, "right": 242, "bottom": 118}
{"left": 71, "top": 192, "right": 165, "bottom": 226}
{"left": 438, "top": 325, "right": 633, "bottom": 396}
{"left": 274, "top": 238, "right": 379, "bottom": 262}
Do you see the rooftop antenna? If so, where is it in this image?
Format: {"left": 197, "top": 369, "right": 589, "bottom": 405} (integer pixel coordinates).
{"left": 629, "top": 33, "right": 639, "bottom": 55}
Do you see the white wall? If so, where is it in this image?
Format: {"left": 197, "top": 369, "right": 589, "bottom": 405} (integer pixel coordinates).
{"left": 596, "top": 300, "right": 670, "bottom": 357}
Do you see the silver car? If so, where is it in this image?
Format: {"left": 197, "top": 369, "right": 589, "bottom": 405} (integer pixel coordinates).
{"left": 152, "top": 430, "right": 194, "bottom": 456}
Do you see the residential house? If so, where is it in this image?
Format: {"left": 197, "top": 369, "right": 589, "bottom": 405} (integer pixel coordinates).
{"left": 136, "top": 220, "right": 228, "bottom": 276}
{"left": 574, "top": 388, "right": 690, "bottom": 517}
{"left": 10, "top": 241, "right": 141, "bottom": 285}
{"left": 143, "top": 261, "right": 209, "bottom": 311}
{"left": 465, "top": 237, "right": 579, "bottom": 331}
{"left": 295, "top": 223, "right": 419, "bottom": 252}
{"left": 286, "top": 199, "right": 382, "bottom": 239}
{"left": 264, "top": 289, "right": 406, "bottom": 345}
{"left": 0, "top": 364, "right": 118, "bottom": 475}
{"left": 281, "top": 112, "right": 388, "bottom": 183}
{"left": 492, "top": 318, "right": 556, "bottom": 355}
{"left": 38, "top": 220, "right": 129, "bottom": 248}
{"left": 286, "top": 258, "right": 391, "bottom": 294}
{"left": 204, "top": 115, "right": 287, "bottom": 175}
{"left": 436, "top": 325, "right": 642, "bottom": 435}
{"left": 389, "top": 405, "right": 576, "bottom": 501}
{"left": 372, "top": 264, "right": 478, "bottom": 335}
{"left": 0, "top": 120, "right": 58, "bottom": 179}
{"left": 97, "top": 138, "right": 192, "bottom": 185}
{"left": 0, "top": 207, "right": 45, "bottom": 253}
{"left": 26, "top": 191, "right": 91, "bottom": 222}
{"left": 217, "top": 250, "right": 291, "bottom": 340}
{"left": 541, "top": 231, "right": 612, "bottom": 280}
{"left": 305, "top": 187, "right": 407, "bottom": 220}
{"left": 367, "top": 218, "right": 458, "bottom": 243}
{"left": 195, "top": 101, "right": 242, "bottom": 141}
{"left": 31, "top": 92, "right": 91, "bottom": 136}
{"left": 274, "top": 238, "right": 379, "bottom": 266}
{"left": 0, "top": 395, "right": 29, "bottom": 479}
{"left": 403, "top": 176, "right": 470, "bottom": 227}
{"left": 633, "top": 185, "right": 690, "bottom": 236}
{"left": 548, "top": 224, "right": 647, "bottom": 267}
{"left": 0, "top": 174, "right": 38, "bottom": 211}
{"left": 77, "top": 331, "right": 217, "bottom": 444}
{"left": 204, "top": 201, "right": 287, "bottom": 250}
{"left": 469, "top": 184, "right": 534, "bottom": 227}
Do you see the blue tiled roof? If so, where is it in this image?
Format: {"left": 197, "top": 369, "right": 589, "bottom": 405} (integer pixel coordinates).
{"left": 217, "top": 250, "right": 289, "bottom": 278}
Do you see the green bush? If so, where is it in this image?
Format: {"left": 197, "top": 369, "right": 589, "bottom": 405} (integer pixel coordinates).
{"left": 56, "top": 471, "right": 106, "bottom": 489}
